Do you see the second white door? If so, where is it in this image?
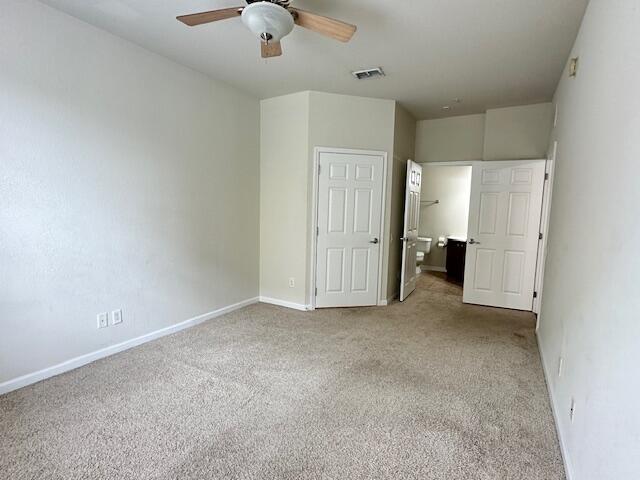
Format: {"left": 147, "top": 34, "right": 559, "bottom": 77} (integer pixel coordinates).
{"left": 400, "top": 160, "right": 422, "bottom": 301}
{"left": 463, "top": 160, "right": 546, "bottom": 311}
{"left": 315, "top": 150, "right": 384, "bottom": 308}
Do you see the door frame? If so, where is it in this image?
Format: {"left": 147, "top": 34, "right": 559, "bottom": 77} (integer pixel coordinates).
{"left": 534, "top": 143, "right": 557, "bottom": 318}
{"left": 308, "top": 146, "right": 388, "bottom": 310}
{"left": 415, "top": 159, "right": 553, "bottom": 314}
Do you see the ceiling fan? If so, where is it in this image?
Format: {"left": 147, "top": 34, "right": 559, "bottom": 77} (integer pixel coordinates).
{"left": 177, "top": 0, "right": 357, "bottom": 58}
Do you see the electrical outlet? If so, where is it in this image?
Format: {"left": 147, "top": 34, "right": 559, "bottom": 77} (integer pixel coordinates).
{"left": 97, "top": 312, "right": 109, "bottom": 329}
{"left": 558, "top": 357, "right": 564, "bottom": 377}
{"left": 570, "top": 398, "right": 576, "bottom": 423}
{"left": 288, "top": 277, "right": 295, "bottom": 288}
{"left": 112, "top": 309, "right": 123, "bottom": 325}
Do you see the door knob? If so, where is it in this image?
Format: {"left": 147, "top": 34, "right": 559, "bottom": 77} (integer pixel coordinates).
{"left": 468, "top": 238, "right": 480, "bottom": 245}
{"left": 369, "top": 238, "right": 379, "bottom": 244}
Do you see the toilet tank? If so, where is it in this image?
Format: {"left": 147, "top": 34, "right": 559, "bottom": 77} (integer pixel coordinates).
{"left": 417, "top": 237, "right": 433, "bottom": 255}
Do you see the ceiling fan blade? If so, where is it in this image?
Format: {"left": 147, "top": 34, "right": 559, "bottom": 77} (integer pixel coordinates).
{"left": 290, "top": 8, "right": 357, "bottom": 42}
{"left": 261, "top": 41, "right": 283, "bottom": 58}
{"left": 177, "top": 7, "right": 243, "bottom": 27}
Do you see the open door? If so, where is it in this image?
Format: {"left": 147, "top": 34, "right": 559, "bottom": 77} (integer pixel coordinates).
{"left": 399, "top": 160, "right": 422, "bottom": 301}
{"left": 463, "top": 160, "right": 546, "bottom": 311}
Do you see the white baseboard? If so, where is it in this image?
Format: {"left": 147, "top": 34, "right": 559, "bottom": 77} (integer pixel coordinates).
{"left": 537, "top": 333, "right": 574, "bottom": 480}
{"left": 259, "top": 296, "right": 309, "bottom": 311}
{"left": 0, "top": 296, "right": 259, "bottom": 396}
{"left": 379, "top": 293, "right": 398, "bottom": 306}
{"left": 422, "top": 265, "right": 447, "bottom": 272}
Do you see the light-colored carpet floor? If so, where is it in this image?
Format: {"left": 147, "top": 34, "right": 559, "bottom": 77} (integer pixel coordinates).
{"left": 0, "top": 272, "right": 564, "bottom": 480}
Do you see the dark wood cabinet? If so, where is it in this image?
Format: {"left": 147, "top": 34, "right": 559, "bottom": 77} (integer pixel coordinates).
{"left": 446, "top": 238, "right": 467, "bottom": 283}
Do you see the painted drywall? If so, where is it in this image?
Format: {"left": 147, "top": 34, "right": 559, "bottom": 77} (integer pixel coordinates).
{"left": 415, "top": 114, "right": 485, "bottom": 163}
{"left": 415, "top": 104, "right": 553, "bottom": 163}
{"left": 259, "top": 92, "right": 310, "bottom": 306}
{"left": 483, "top": 103, "right": 553, "bottom": 160}
{"left": 0, "top": 0, "right": 260, "bottom": 385}
{"left": 387, "top": 104, "right": 417, "bottom": 299}
{"left": 537, "top": 1, "right": 640, "bottom": 479}
{"left": 258, "top": 91, "right": 397, "bottom": 307}
{"left": 307, "top": 92, "right": 396, "bottom": 304}
{"left": 418, "top": 166, "right": 472, "bottom": 269}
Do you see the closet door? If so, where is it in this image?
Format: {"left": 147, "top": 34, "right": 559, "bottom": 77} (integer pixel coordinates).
{"left": 315, "top": 150, "right": 385, "bottom": 308}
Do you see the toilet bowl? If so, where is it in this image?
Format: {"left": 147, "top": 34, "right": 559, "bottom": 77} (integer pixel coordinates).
{"left": 416, "top": 237, "right": 433, "bottom": 271}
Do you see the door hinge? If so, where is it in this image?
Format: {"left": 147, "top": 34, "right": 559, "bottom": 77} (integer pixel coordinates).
{"left": 317, "top": 226, "right": 319, "bottom": 236}
{"left": 544, "top": 173, "right": 549, "bottom": 180}
{"left": 315, "top": 287, "right": 318, "bottom": 296}
{"left": 533, "top": 291, "right": 538, "bottom": 299}
{"left": 539, "top": 232, "right": 543, "bottom": 240}
{"left": 318, "top": 164, "right": 321, "bottom": 175}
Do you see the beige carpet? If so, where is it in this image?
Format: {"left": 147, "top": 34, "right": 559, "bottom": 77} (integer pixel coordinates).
{"left": 0, "top": 272, "right": 564, "bottom": 479}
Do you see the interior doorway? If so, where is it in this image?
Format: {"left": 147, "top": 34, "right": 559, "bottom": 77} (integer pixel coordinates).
{"left": 411, "top": 160, "right": 548, "bottom": 313}
{"left": 418, "top": 163, "right": 473, "bottom": 281}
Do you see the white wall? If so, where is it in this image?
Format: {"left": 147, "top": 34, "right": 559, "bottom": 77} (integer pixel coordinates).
{"left": 483, "top": 103, "right": 553, "bottom": 160}
{"left": 537, "top": 1, "right": 640, "bottom": 479}
{"left": 258, "top": 91, "right": 397, "bottom": 307}
{"left": 259, "top": 92, "right": 310, "bottom": 305}
{"left": 415, "top": 114, "right": 485, "bottom": 163}
{"left": 418, "top": 166, "right": 472, "bottom": 269}
{"left": 307, "top": 92, "right": 396, "bottom": 304}
{"left": 0, "top": 1, "right": 260, "bottom": 386}
{"left": 415, "top": 104, "right": 553, "bottom": 163}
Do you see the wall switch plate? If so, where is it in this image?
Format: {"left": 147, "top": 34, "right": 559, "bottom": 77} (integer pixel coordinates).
{"left": 558, "top": 357, "right": 564, "bottom": 377}
{"left": 97, "top": 312, "right": 109, "bottom": 329}
{"left": 570, "top": 398, "right": 576, "bottom": 422}
{"left": 288, "top": 277, "right": 295, "bottom": 288}
{"left": 112, "top": 309, "right": 123, "bottom": 325}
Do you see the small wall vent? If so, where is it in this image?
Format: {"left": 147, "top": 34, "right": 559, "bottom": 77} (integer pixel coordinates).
{"left": 352, "top": 67, "right": 385, "bottom": 80}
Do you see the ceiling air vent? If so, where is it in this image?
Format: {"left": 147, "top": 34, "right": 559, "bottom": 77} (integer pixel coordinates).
{"left": 352, "top": 67, "right": 385, "bottom": 80}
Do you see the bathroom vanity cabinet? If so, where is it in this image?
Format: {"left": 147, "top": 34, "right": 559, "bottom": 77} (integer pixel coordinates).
{"left": 446, "top": 237, "right": 467, "bottom": 283}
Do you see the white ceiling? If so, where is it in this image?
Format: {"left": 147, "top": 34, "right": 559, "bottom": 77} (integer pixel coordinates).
{"left": 39, "top": 0, "right": 588, "bottom": 119}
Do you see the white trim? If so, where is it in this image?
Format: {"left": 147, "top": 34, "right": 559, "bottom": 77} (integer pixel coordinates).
{"left": 259, "top": 296, "right": 309, "bottom": 311}
{"left": 309, "top": 147, "right": 388, "bottom": 310}
{"left": 419, "top": 160, "right": 477, "bottom": 167}
{"left": 379, "top": 293, "right": 398, "bottom": 306}
{"left": 538, "top": 332, "right": 574, "bottom": 480}
{"left": 534, "top": 146, "right": 557, "bottom": 318}
{"left": 308, "top": 149, "right": 320, "bottom": 310}
{"left": 421, "top": 265, "right": 447, "bottom": 272}
{"left": 0, "top": 297, "right": 259, "bottom": 396}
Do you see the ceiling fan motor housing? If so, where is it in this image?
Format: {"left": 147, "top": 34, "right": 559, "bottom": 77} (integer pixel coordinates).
{"left": 241, "top": 1, "right": 294, "bottom": 43}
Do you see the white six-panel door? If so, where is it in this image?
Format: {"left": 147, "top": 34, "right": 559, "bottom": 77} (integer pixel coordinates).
{"left": 463, "top": 160, "right": 546, "bottom": 311}
{"left": 315, "top": 151, "right": 384, "bottom": 308}
{"left": 400, "top": 160, "right": 422, "bottom": 301}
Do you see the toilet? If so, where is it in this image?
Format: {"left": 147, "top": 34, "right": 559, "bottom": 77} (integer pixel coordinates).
{"left": 416, "top": 237, "right": 433, "bottom": 272}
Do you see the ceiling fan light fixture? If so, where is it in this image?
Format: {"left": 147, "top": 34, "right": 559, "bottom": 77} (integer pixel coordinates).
{"left": 241, "top": 1, "right": 294, "bottom": 43}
